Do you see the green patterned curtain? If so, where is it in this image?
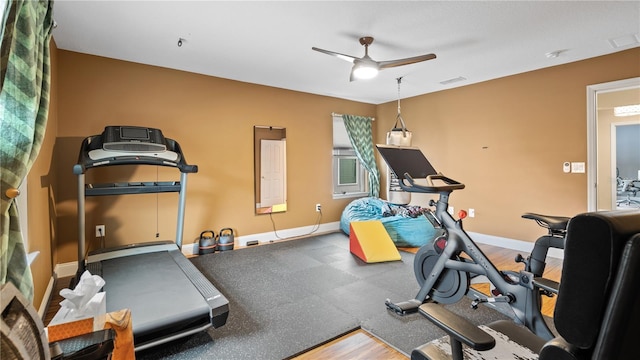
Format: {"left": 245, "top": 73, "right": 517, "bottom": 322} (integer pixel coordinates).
{"left": 342, "top": 114, "right": 380, "bottom": 197}
{"left": 1, "top": 0, "right": 54, "bottom": 302}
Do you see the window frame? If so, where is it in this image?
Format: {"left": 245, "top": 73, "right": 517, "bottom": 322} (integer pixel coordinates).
{"left": 332, "top": 116, "right": 369, "bottom": 199}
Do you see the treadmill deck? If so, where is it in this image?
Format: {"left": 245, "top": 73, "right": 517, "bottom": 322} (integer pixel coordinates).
{"left": 86, "top": 245, "right": 228, "bottom": 350}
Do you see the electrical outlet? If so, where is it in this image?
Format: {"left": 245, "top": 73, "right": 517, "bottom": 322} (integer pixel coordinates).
{"left": 315, "top": 203, "right": 322, "bottom": 212}
{"left": 469, "top": 208, "right": 475, "bottom": 218}
{"left": 96, "top": 225, "right": 105, "bottom": 237}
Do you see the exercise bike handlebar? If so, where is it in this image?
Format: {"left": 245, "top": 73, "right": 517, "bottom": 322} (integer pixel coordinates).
{"left": 399, "top": 172, "right": 466, "bottom": 193}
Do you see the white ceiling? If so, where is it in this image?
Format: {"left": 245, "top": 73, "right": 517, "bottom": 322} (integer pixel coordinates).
{"left": 51, "top": 1, "right": 640, "bottom": 105}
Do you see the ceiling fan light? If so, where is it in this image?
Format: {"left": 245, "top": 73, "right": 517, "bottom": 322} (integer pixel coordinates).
{"left": 352, "top": 64, "right": 379, "bottom": 80}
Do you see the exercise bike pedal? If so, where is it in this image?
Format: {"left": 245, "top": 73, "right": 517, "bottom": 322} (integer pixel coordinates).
{"left": 471, "top": 294, "right": 515, "bottom": 309}
{"left": 385, "top": 298, "right": 423, "bottom": 316}
{"left": 541, "top": 289, "right": 556, "bottom": 298}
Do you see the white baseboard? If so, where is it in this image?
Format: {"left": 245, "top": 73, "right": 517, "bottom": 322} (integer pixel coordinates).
{"left": 182, "top": 221, "right": 342, "bottom": 255}
{"left": 53, "top": 222, "right": 343, "bottom": 271}
{"left": 181, "top": 225, "right": 556, "bottom": 258}
{"left": 55, "top": 261, "right": 79, "bottom": 278}
{"left": 469, "top": 231, "right": 564, "bottom": 259}
{"left": 236, "top": 221, "right": 341, "bottom": 247}
{"left": 38, "top": 276, "right": 56, "bottom": 320}
{"left": 53, "top": 226, "right": 560, "bottom": 280}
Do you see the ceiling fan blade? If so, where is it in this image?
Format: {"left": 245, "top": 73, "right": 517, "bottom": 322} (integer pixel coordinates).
{"left": 378, "top": 53, "right": 437, "bottom": 69}
{"left": 312, "top": 47, "right": 358, "bottom": 63}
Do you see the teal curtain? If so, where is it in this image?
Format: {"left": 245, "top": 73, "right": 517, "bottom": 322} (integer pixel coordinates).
{"left": 342, "top": 114, "right": 380, "bottom": 197}
{"left": 1, "top": 0, "right": 54, "bottom": 302}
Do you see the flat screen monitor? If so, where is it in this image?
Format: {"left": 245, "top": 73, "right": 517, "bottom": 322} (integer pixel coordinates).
{"left": 376, "top": 145, "right": 437, "bottom": 179}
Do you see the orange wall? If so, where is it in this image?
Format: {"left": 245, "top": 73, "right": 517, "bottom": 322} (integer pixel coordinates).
{"left": 27, "top": 39, "right": 58, "bottom": 309}
{"left": 375, "top": 48, "right": 640, "bottom": 241}
{"left": 53, "top": 48, "right": 640, "bottom": 265}
{"left": 54, "top": 50, "right": 376, "bottom": 264}
{"left": 27, "top": 46, "right": 639, "bottom": 309}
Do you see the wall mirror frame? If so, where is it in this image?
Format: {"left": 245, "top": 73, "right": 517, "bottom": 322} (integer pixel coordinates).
{"left": 254, "top": 126, "right": 287, "bottom": 214}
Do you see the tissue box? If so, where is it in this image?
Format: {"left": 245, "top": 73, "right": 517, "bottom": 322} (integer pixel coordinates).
{"left": 49, "top": 271, "right": 106, "bottom": 326}
{"left": 47, "top": 317, "right": 96, "bottom": 341}
{"left": 49, "top": 292, "right": 106, "bottom": 325}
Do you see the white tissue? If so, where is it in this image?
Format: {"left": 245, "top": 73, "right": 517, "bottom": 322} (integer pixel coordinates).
{"left": 49, "top": 270, "right": 106, "bottom": 325}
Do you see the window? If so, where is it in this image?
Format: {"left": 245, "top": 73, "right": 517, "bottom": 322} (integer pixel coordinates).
{"left": 333, "top": 115, "right": 368, "bottom": 198}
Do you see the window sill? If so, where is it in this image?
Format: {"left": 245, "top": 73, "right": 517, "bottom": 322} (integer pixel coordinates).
{"left": 332, "top": 192, "right": 368, "bottom": 200}
{"left": 27, "top": 251, "right": 40, "bottom": 266}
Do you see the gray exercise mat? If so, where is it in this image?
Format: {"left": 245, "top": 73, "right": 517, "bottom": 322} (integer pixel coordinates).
{"left": 136, "top": 233, "right": 515, "bottom": 359}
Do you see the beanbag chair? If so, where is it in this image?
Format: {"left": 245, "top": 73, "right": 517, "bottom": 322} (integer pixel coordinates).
{"left": 340, "top": 197, "right": 440, "bottom": 247}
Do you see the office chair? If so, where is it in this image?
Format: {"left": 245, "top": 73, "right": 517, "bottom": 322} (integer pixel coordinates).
{"left": 411, "top": 210, "right": 640, "bottom": 360}
{"left": 617, "top": 179, "right": 640, "bottom": 208}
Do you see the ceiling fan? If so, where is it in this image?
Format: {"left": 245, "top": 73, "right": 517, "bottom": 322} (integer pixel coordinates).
{"left": 312, "top": 36, "right": 436, "bottom": 81}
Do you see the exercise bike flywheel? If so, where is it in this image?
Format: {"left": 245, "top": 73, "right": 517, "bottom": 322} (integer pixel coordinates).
{"left": 414, "top": 244, "right": 470, "bottom": 304}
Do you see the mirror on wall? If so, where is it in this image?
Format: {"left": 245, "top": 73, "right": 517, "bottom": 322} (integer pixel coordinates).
{"left": 254, "top": 126, "right": 287, "bottom": 214}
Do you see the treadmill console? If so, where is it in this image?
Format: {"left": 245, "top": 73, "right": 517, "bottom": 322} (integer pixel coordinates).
{"left": 88, "top": 126, "right": 180, "bottom": 162}
{"left": 102, "top": 126, "right": 167, "bottom": 153}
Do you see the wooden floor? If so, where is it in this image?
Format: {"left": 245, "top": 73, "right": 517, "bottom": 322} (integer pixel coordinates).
{"left": 294, "top": 330, "right": 408, "bottom": 360}
{"left": 44, "top": 243, "right": 563, "bottom": 359}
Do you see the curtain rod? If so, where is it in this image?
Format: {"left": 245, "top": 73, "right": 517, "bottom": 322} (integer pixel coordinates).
{"left": 332, "top": 112, "right": 375, "bottom": 121}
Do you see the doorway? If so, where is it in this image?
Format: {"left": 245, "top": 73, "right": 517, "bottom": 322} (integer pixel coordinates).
{"left": 612, "top": 123, "right": 640, "bottom": 208}
{"left": 587, "top": 77, "right": 640, "bottom": 211}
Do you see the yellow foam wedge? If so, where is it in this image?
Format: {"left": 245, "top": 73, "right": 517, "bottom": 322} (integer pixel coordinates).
{"left": 349, "top": 221, "right": 402, "bottom": 263}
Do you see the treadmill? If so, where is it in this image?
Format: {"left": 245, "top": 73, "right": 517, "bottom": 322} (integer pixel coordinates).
{"left": 73, "top": 126, "right": 229, "bottom": 351}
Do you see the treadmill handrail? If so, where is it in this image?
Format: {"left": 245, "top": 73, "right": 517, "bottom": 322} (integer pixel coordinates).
{"left": 73, "top": 135, "right": 198, "bottom": 174}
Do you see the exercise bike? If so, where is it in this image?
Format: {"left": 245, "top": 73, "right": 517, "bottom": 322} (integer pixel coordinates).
{"left": 376, "top": 145, "right": 568, "bottom": 341}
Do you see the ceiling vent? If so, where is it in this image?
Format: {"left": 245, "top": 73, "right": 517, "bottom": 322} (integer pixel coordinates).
{"left": 440, "top": 76, "right": 467, "bottom": 85}
{"left": 608, "top": 34, "right": 640, "bottom": 49}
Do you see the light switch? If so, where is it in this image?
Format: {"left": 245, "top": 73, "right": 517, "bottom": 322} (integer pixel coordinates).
{"left": 571, "top": 162, "right": 585, "bottom": 173}
{"left": 563, "top": 162, "right": 571, "bottom": 173}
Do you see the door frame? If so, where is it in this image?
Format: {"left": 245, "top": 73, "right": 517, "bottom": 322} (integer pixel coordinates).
{"left": 586, "top": 77, "right": 640, "bottom": 211}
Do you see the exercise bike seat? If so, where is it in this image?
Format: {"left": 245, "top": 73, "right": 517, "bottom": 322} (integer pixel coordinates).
{"left": 522, "top": 213, "right": 570, "bottom": 233}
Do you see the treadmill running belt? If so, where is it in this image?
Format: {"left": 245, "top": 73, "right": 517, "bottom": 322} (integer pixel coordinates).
{"left": 100, "top": 251, "right": 211, "bottom": 336}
